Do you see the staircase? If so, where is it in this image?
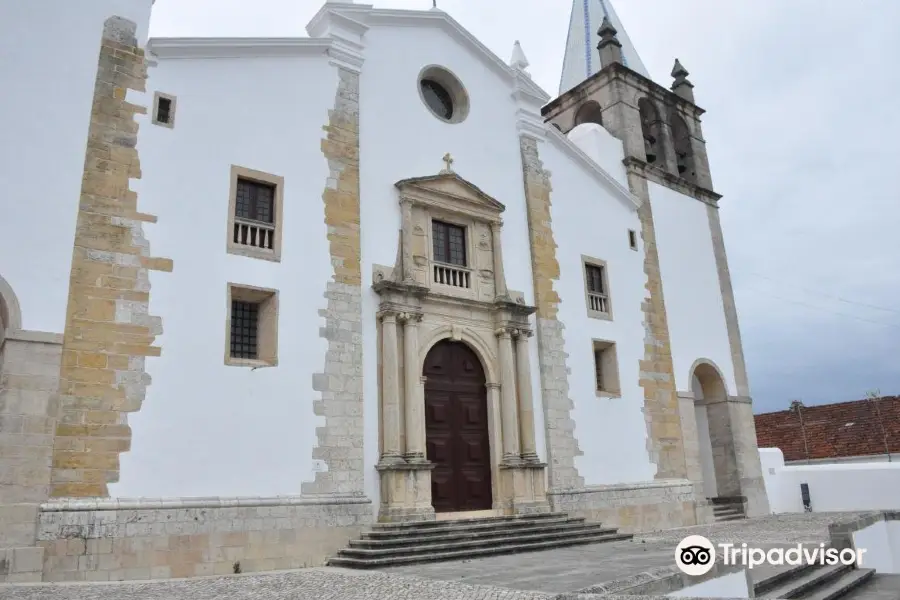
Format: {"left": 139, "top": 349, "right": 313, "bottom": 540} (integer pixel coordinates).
{"left": 756, "top": 561, "right": 875, "bottom": 600}
{"left": 711, "top": 497, "right": 746, "bottom": 522}
{"left": 327, "top": 512, "right": 632, "bottom": 568}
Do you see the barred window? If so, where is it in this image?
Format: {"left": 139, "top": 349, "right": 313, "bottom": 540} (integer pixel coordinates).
{"left": 230, "top": 300, "right": 259, "bottom": 359}
{"left": 156, "top": 97, "right": 172, "bottom": 124}
{"left": 235, "top": 179, "right": 275, "bottom": 224}
{"left": 432, "top": 220, "right": 466, "bottom": 266}
{"left": 585, "top": 264, "right": 605, "bottom": 295}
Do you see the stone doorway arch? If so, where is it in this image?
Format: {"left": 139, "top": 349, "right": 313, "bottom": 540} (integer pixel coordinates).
{"left": 690, "top": 359, "right": 739, "bottom": 499}
{"left": 423, "top": 339, "right": 493, "bottom": 513}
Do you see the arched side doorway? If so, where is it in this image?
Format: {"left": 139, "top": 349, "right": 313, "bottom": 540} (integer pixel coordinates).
{"left": 423, "top": 339, "right": 493, "bottom": 513}
{"left": 690, "top": 360, "right": 739, "bottom": 499}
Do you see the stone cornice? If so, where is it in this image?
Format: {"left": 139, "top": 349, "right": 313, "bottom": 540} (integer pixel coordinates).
{"left": 543, "top": 62, "right": 705, "bottom": 119}
{"left": 623, "top": 157, "right": 721, "bottom": 206}
{"left": 147, "top": 37, "right": 334, "bottom": 59}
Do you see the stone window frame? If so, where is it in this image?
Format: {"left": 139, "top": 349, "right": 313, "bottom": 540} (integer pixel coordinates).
{"left": 581, "top": 255, "right": 613, "bottom": 321}
{"left": 628, "top": 229, "right": 638, "bottom": 251}
{"left": 417, "top": 65, "right": 470, "bottom": 125}
{"left": 226, "top": 165, "right": 285, "bottom": 263}
{"left": 224, "top": 283, "right": 279, "bottom": 368}
{"left": 592, "top": 339, "right": 621, "bottom": 398}
{"left": 151, "top": 91, "right": 177, "bottom": 129}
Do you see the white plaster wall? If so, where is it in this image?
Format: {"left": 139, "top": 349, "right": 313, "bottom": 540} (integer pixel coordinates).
{"left": 852, "top": 521, "right": 895, "bottom": 573}
{"left": 667, "top": 570, "right": 750, "bottom": 598}
{"left": 650, "top": 182, "right": 735, "bottom": 395}
{"left": 0, "top": 0, "right": 153, "bottom": 333}
{"left": 762, "top": 448, "right": 900, "bottom": 514}
{"left": 542, "top": 133, "right": 654, "bottom": 485}
{"left": 112, "top": 54, "right": 339, "bottom": 498}
{"left": 357, "top": 23, "right": 544, "bottom": 504}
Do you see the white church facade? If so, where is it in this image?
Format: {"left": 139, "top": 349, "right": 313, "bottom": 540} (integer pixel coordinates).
{"left": 0, "top": 0, "right": 768, "bottom": 581}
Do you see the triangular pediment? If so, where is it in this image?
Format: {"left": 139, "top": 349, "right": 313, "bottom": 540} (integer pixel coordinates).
{"left": 395, "top": 172, "right": 506, "bottom": 214}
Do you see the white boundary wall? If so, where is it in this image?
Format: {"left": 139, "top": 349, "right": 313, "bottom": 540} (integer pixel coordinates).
{"left": 761, "top": 448, "right": 900, "bottom": 514}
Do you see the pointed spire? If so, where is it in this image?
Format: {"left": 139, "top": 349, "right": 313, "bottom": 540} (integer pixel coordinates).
{"left": 559, "top": 0, "right": 650, "bottom": 94}
{"left": 670, "top": 58, "right": 695, "bottom": 103}
{"left": 509, "top": 40, "right": 530, "bottom": 73}
{"left": 596, "top": 16, "right": 623, "bottom": 68}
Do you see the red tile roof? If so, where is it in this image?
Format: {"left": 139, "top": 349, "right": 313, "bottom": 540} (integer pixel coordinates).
{"left": 754, "top": 396, "right": 900, "bottom": 461}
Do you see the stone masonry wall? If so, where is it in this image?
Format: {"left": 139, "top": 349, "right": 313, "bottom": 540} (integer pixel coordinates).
{"left": 629, "top": 173, "right": 688, "bottom": 482}
{"left": 304, "top": 67, "right": 365, "bottom": 497}
{"left": 0, "top": 333, "right": 63, "bottom": 505}
{"left": 519, "top": 135, "right": 584, "bottom": 493}
{"left": 49, "top": 17, "right": 172, "bottom": 498}
{"left": 35, "top": 497, "right": 372, "bottom": 582}
{"left": 550, "top": 480, "right": 696, "bottom": 533}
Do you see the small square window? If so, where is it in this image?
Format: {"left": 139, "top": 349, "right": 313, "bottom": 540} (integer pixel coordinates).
{"left": 225, "top": 284, "right": 278, "bottom": 367}
{"left": 227, "top": 166, "right": 284, "bottom": 262}
{"left": 628, "top": 229, "right": 638, "bottom": 251}
{"left": 151, "top": 92, "right": 176, "bottom": 128}
{"left": 593, "top": 340, "right": 621, "bottom": 397}
{"left": 582, "top": 257, "right": 612, "bottom": 320}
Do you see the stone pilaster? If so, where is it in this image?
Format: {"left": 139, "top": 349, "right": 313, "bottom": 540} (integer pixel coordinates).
{"left": 519, "top": 135, "right": 583, "bottom": 492}
{"left": 379, "top": 312, "right": 403, "bottom": 465}
{"left": 629, "top": 173, "right": 688, "bottom": 481}
{"left": 50, "top": 17, "right": 171, "bottom": 498}
{"left": 305, "top": 66, "right": 365, "bottom": 497}
{"left": 401, "top": 312, "right": 425, "bottom": 462}
{"left": 490, "top": 222, "right": 509, "bottom": 299}
{"left": 515, "top": 330, "right": 538, "bottom": 462}
{"left": 496, "top": 327, "right": 521, "bottom": 463}
{"left": 706, "top": 204, "right": 769, "bottom": 516}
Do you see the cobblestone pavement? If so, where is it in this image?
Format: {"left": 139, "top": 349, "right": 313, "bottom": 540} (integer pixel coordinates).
{"left": 0, "top": 568, "right": 553, "bottom": 600}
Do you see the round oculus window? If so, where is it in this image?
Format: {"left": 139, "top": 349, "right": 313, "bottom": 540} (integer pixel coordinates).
{"left": 421, "top": 79, "right": 454, "bottom": 120}
{"left": 417, "top": 66, "right": 469, "bottom": 124}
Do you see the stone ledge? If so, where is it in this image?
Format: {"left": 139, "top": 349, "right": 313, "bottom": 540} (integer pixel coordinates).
{"left": 2, "top": 330, "right": 64, "bottom": 345}
{"left": 40, "top": 494, "right": 371, "bottom": 512}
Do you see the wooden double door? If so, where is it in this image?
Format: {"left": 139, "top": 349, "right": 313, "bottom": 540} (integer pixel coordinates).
{"left": 423, "top": 340, "right": 493, "bottom": 513}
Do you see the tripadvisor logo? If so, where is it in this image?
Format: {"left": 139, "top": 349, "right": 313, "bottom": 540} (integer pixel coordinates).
{"left": 675, "top": 535, "right": 716, "bottom": 576}
{"left": 675, "top": 535, "right": 866, "bottom": 576}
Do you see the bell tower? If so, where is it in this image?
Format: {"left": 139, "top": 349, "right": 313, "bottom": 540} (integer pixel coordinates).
{"left": 542, "top": 3, "right": 771, "bottom": 518}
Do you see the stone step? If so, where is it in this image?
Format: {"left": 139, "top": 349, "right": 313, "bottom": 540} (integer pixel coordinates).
{"left": 327, "top": 530, "right": 633, "bottom": 569}
{"left": 759, "top": 564, "right": 853, "bottom": 599}
{"left": 755, "top": 562, "right": 819, "bottom": 597}
{"left": 363, "top": 515, "right": 583, "bottom": 539}
{"left": 714, "top": 513, "right": 746, "bottom": 522}
{"left": 713, "top": 504, "right": 743, "bottom": 513}
{"left": 370, "top": 512, "right": 567, "bottom": 530}
{"left": 353, "top": 520, "right": 610, "bottom": 548}
{"left": 340, "top": 525, "right": 624, "bottom": 558}
{"left": 713, "top": 508, "right": 743, "bottom": 517}
{"left": 804, "top": 568, "right": 875, "bottom": 600}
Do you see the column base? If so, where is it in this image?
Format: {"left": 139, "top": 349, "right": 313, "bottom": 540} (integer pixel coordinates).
{"left": 498, "top": 461, "right": 550, "bottom": 515}
{"left": 376, "top": 462, "right": 436, "bottom": 523}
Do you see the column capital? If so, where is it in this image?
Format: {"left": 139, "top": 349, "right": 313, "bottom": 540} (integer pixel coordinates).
{"left": 514, "top": 328, "right": 533, "bottom": 340}
{"left": 378, "top": 310, "right": 399, "bottom": 322}
{"left": 398, "top": 311, "right": 423, "bottom": 324}
{"left": 489, "top": 220, "right": 503, "bottom": 231}
{"left": 494, "top": 326, "right": 517, "bottom": 339}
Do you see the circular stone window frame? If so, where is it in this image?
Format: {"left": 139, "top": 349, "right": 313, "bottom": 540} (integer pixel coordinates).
{"left": 417, "top": 65, "right": 470, "bottom": 124}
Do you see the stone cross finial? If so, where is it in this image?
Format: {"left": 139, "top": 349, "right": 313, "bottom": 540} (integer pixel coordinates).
{"left": 670, "top": 58, "right": 695, "bottom": 103}
{"left": 596, "top": 16, "right": 623, "bottom": 68}
{"left": 441, "top": 153, "right": 454, "bottom": 173}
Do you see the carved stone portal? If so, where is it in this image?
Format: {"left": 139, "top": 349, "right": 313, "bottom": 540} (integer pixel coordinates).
{"left": 373, "top": 169, "right": 549, "bottom": 522}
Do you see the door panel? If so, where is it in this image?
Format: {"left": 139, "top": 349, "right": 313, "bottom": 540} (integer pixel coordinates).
{"left": 423, "top": 340, "right": 492, "bottom": 512}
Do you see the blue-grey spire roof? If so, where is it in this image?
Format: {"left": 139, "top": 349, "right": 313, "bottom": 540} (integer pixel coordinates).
{"left": 559, "top": 0, "right": 649, "bottom": 95}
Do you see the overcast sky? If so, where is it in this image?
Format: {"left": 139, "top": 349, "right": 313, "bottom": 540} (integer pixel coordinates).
{"left": 149, "top": 0, "right": 900, "bottom": 413}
